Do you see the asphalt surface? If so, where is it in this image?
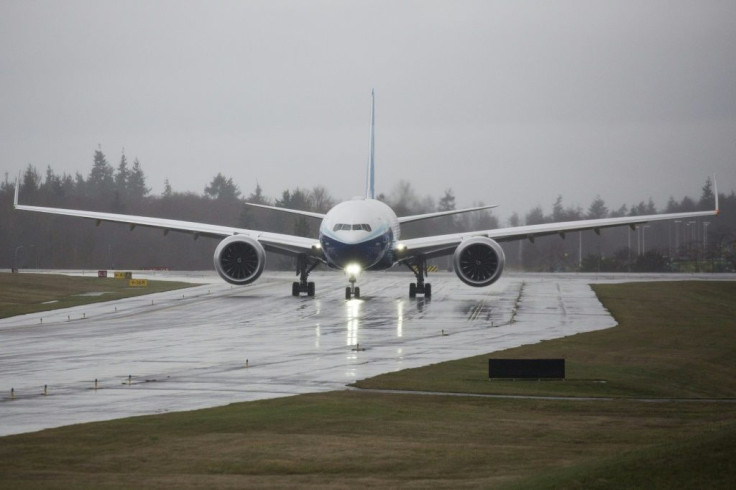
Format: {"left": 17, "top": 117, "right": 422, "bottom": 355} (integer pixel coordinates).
{"left": 2, "top": 270, "right": 728, "bottom": 436}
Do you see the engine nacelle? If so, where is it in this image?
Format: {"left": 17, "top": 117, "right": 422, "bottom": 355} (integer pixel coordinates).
{"left": 213, "top": 235, "right": 266, "bottom": 285}
{"left": 453, "top": 237, "right": 505, "bottom": 287}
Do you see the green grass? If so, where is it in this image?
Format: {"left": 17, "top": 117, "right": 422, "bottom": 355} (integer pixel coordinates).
{"left": 355, "top": 281, "right": 736, "bottom": 399}
{"left": 1, "top": 392, "right": 733, "bottom": 489}
{"left": 1, "top": 280, "right": 735, "bottom": 488}
{"left": 0, "top": 272, "right": 196, "bottom": 319}
{"left": 506, "top": 426, "right": 736, "bottom": 490}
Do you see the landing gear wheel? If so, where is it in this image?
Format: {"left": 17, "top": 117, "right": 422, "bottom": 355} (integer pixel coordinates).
{"left": 307, "top": 282, "right": 315, "bottom": 297}
{"left": 345, "top": 286, "right": 352, "bottom": 300}
{"left": 292, "top": 282, "right": 300, "bottom": 297}
{"left": 406, "top": 256, "right": 432, "bottom": 298}
{"left": 354, "top": 287, "right": 360, "bottom": 299}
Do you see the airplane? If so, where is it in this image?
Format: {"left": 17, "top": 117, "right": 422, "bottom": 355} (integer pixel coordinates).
{"left": 14, "top": 91, "right": 720, "bottom": 300}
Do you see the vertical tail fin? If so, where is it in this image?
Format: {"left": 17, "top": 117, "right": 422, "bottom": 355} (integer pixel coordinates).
{"left": 714, "top": 174, "right": 720, "bottom": 214}
{"left": 13, "top": 171, "right": 20, "bottom": 208}
{"left": 366, "top": 89, "right": 375, "bottom": 199}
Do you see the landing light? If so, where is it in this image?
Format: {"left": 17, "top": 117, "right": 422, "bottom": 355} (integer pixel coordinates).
{"left": 395, "top": 243, "right": 407, "bottom": 252}
{"left": 346, "top": 263, "right": 362, "bottom": 276}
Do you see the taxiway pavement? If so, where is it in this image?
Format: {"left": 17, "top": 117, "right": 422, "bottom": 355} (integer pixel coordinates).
{"left": 2, "top": 270, "right": 703, "bottom": 436}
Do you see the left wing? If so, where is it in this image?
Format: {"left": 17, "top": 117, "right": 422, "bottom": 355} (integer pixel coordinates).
{"left": 13, "top": 184, "right": 320, "bottom": 257}
{"left": 398, "top": 201, "right": 719, "bottom": 260}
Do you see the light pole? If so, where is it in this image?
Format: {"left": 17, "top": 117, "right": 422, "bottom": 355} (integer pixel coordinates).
{"left": 642, "top": 225, "right": 651, "bottom": 255}
{"left": 578, "top": 231, "right": 582, "bottom": 269}
{"left": 674, "top": 220, "right": 681, "bottom": 257}
{"left": 703, "top": 221, "right": 711, "bottom": 261}
{"left": 686, "top": 221, "right": 697, "bottom": 270}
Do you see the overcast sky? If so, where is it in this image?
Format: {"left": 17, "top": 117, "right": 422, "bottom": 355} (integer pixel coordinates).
{"left": 2, "top": 0, "right": 734, "bottom": 221}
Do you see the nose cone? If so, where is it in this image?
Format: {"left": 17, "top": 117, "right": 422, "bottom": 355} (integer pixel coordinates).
{"left": 320, "top": 233, "right": 391, "bottom": 270}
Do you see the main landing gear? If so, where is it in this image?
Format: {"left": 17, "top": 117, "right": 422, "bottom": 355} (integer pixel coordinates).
{"left": 405, "top": 256, "right": 432, "bottom": 299}
{"left": 292, "top": 254, "right": 319, "bottom": 297}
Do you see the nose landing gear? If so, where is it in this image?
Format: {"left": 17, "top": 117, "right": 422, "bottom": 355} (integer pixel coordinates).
{"left": 345, "top": 273, "right": 361, "bottom": 300}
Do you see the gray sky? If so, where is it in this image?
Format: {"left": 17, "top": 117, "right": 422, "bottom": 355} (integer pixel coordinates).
{"left": 2, "top": 0, "right": 735, "bottom": 221}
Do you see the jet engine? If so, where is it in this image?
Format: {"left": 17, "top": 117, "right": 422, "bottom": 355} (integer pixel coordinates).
{"left": 453, "top": 237, "right": 505, "bottom": 287}
{"left": 213, "top": 235, "right": 266, "bottom": 285}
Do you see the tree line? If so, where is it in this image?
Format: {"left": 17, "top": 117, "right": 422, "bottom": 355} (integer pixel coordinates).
{"left": 1, "top": 148, "right": 734, "bottom": 272}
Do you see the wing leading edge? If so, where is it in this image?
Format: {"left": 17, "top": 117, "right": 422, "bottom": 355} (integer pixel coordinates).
{"left": 14, "top": 187, "right": 320, "bottom": 257}
{"left": 399, "top": 197, "right": 719, "bottom": 260}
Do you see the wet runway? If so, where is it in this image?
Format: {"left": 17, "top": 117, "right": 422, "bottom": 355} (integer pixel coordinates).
{"left": 2, "top": 270, "right": 722, "bottom": 436}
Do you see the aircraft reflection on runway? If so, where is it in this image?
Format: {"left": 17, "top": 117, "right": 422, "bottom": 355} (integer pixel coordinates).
{"left": 346, "top": 299, "right": 362, "bottom": 346}
{"left": 396, "top": 300, "right": 404, "bottom": 338}
{"left": 313, "top": 300, "right": 322, "bottom": 348}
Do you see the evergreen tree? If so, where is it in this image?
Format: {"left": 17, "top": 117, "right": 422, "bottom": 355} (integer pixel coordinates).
{"left": 438, "top": 188, "right": 456, "bottom": 212}
{"left": 44, "top": 166, "right": 64, "bottom": 197}
{"left": 610, "top": 204, "right": 628, "bottom": 217}
{"left": 87, "top": 148, "right": 114, "bottom": 198}
{"left": 22, "top": 165, "right": 41, "bottom": 196}
{"left": 507, "top": 212, "right": 521, "bottom": 227}
{"left": 74, "top": 172, "right": 86, "bottom": 197}
{"left": 552, "top": 195, "right": 565, "bottom": 222}
{"left": 699, "top": 177, "right": 714, "bottom": 210}
{"left": 525, "top": 205, "right": 546, "bottom": 225}
{"left": 246, "top": 183, "right": 269, "bottom": 205}
{"left": 128, "top": 158, "right": 150, "bottom": 199}
{"left": 275, "top": 188, "right": 314, "bottom": 236}
{"left": 204, "top": 173, "right": 241, "bottom": 200}
{"left": 115, "top": 151, "right": 130, "bottom": 195}
{"left": 587, "top": 196, "right": 608, "bottom": 219}
{"left": 162, "top": 178, "right": 173, "bottom": 198}
{"left": 276, "top": 188, "right": 310, "bottom": 209}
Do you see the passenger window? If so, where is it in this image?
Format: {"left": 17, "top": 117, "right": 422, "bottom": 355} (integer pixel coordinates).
{"left": 352, "top": 224, "right": 362, "bottom": 231}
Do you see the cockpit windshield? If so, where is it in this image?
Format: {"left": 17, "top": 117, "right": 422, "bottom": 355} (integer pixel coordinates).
{"left": 333, "top": 223, "right": 372, "bottom": 232}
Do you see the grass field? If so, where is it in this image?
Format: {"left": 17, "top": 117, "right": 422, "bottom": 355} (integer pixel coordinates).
{"left": 1, "top": 280, "right": 735, "bottom": 488}
{"left": 355, "top": 281, "right": 736, "bottom": 399}
{"left": 0, "top": 272, "right": 195, "bottom": 319}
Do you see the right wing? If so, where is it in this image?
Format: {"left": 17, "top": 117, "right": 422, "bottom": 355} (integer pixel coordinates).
{"left": 398, "top": 203, "right": 720, "bottom": 260}
{"left": 14, "top": 185, "right": 320, "bottom": 257}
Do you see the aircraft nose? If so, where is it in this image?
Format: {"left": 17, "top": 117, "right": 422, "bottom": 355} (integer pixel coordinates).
{"left": 320, "top": 236, "right": 385, "bottom": 270}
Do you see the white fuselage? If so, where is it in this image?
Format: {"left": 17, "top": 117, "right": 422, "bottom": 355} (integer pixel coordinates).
{"left": 319, "top": 199, "right": 400, "bottom": 271}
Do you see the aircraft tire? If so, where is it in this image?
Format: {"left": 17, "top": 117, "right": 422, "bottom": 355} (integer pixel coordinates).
{"left": 424, "top": 283, "right": 432, "bottom": 298}
{"left": 307, "top": 282, "right": 315, "bottom": 297}
{"left": 409, "top": 283, "right": 416, "bottom": 298}
{"left": 345, "top": 286, "right": 352, "bottom": 300}
{"left": 354, "top": 287, "right": 360, "bottom": 299}
{"left": 292, "top": 282, "right": 300, "bottom": 297}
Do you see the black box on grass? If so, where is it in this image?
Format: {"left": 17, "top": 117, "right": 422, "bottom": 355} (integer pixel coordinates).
{"left": 489, "top": 359, "right": 565, "bottom": 379}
